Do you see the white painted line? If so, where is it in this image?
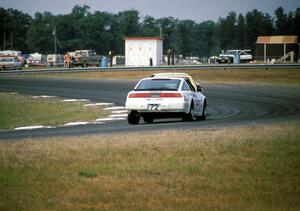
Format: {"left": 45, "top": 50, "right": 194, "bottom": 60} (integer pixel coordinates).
{"left": 97, "top": 103, "right": 115, "bottom": 106}
{"left": 90, "top": 121, "right": 105, "bottom": 125}
{"left": 96, "top": 117, "right": 126, "bottom": 122}
{"left": 45, "top": 126, "right": 56, "bottom": 129}
{"left": 96, "top": 118, "right": 116, "bottom": 121}
{"left": 104, "top": 106, "right": 125, "bottom": 110}
{"left": 64, "top": 122, "right": 89, "bottom": 126}
{"left": 109, "top": 114, "right": 128, "bottom": 118}
{"left": 15, "top": 126, "right": 45, "bottom": 130}
{"left": 111, "top": 110, "right": 127, "bottom": 114}
{"left": 84, "top": 103, "right": 114, "bottom": 107}
{"left": 62, "top": 99, "right": 90, "bottom": 102}
{"left": 32, "top": 95, "right": 56, "bottom": 99}
{"left": 113, "top": 118, "right": 126, "bottom": 121}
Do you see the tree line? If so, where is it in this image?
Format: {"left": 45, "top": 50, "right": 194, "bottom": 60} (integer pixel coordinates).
{"left": 1, "top": 5, "right": 299, "bottom": 57}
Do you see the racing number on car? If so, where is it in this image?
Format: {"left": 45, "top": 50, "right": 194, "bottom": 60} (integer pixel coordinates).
{"left": 148, "top": 104, "right": 160, "bottom": 111}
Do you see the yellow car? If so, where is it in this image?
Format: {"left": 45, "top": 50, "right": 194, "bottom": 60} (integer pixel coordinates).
{"left": 150, "top": 72, "right": 203, "bottom": 92}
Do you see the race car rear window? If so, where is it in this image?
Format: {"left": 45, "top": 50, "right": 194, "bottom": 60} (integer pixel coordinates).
{"left": 135, "top": 79, "right": 181, "bottom": 91}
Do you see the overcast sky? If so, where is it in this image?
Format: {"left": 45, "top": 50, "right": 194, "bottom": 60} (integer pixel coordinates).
{"left": 1, "top": 0, "right": 299, "bottom": 22}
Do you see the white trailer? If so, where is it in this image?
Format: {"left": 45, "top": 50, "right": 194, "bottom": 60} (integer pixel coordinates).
{"left": 47, "top": 54, "right": 64, "bottom": 66}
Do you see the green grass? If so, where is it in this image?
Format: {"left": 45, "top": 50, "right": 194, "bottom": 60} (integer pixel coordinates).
{"left": 0, "top": 92, "right": 109, "bottom": 130}
{"left": 0, "top": 123, "right": 299, "bottom": 210}
{"left": 23, "top": 68, "right": 300, "bottom": 85}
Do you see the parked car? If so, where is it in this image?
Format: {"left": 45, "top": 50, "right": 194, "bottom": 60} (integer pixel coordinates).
{"left": 125, "top": 74, "right": 207, "bottom": 124}
{"left": 27, "top": 53, "right": 47, "bottom": 67}
{"left": 0, "top": 56, "right": 22, "bottom": 70}
{"left": 217, "top": 50, "right": 253, "bottom": 63}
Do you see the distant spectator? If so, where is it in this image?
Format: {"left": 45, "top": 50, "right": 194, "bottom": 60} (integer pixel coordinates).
{"left": 64, "top": 52, "right": 70, "bottom": 68}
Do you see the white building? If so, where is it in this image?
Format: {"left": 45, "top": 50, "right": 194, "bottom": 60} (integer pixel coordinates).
{"left": 124, "top": 37, "right": 163, "bottom": 66}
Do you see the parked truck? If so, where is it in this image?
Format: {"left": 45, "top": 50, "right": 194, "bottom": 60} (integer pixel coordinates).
{"left": 217, "top": 50, "right": 253, "bottom": 64}
{"left": 69, "top": 50, "right": 101, "bottom": 67}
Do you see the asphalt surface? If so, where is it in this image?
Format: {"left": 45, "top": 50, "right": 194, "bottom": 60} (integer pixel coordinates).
{"left": 0, "top": 76, "right": 299, "bottom": 140}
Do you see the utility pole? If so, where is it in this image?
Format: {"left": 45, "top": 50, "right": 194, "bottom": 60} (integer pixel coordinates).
{"left": 53, "top": 25, "right": 57, "bottom": 55}
{"left": 11, "top": 33, "right": 13, "bottom": 50}
{"left": 3, "top": 32, "right": 6, "bottom": 50}
{"left": 160, "top": 27, "right": 162, "bottom": 38}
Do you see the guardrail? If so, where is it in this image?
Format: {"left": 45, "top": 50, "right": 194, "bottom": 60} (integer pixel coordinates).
{"left": 0, "top": 63, "right": 300, "bottom": 75}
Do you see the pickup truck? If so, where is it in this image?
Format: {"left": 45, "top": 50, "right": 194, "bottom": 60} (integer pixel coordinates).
{"left": 70, "top": 50, "right": 101, "bottom": 67}
{"left": 0, "top": 56, "right": 22, "bottom": 70}
{"left": 217, "top": 50, "right": 253, "bottom": 64}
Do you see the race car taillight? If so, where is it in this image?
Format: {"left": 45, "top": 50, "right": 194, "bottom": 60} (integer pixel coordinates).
{"left": 159, "top": 93, "right": 182, "bottom": 98}
{"left": 128, "top": 93, "right": 151, "bottom": 98}
{"left": 129, "top": 92, "right": 182, "bottom": 98}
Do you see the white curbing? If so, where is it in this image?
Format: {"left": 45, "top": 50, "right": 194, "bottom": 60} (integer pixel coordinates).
{"left": 62, "top": 99, "right": 90, "bottom": 102}
{"left": 109, "top": 114, "right": 128, "bottom": 118}
{"left": 84, "top": 103, "right": 114, "bottom": 107}
{"left": 13, "top": 98, "right": 127, "bottom": 131}
{"left": 96, "top": 118, "right": 117, "bottom": 122}
{"left": 104, "top": 106, "right": 125, "bottom": 110}
{"left": 32, "top": 95, "right": 56, "bottom": 99}
{"left": 96, "top": 117, "right": 126, "bottom": 122}
{"left": 111, "top": 110, "right": 127, "bottom": 114}
{"left": 64, "top": 122, "right": 89, "bottom": 126}
{"left": 14, "top": 126, "right": 54, "bottom": 130}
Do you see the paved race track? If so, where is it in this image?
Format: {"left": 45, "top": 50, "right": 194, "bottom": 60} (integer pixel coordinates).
{"left": 0, "top": 76, "right": 299, "bottom": 140}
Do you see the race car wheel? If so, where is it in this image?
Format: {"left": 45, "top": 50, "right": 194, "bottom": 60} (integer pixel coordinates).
{"left": 183, "top": 101, "right": 195, "bottom": 121}
{"left": 143, "top": 115, "right": 154, "bottom": 123}
{"left": 197, "top": 100, "right": 207, "bottom": 120}
{"left": 128, "top": 110, "right": 140, "bottom": 124}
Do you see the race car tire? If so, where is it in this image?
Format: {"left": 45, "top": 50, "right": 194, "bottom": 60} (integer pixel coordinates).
{"left": 128, "top": 110, "right": 140, "bottom": 124}
{"left": 143, "top": 115, "right": 154, "bottom": 123}
{"left": 183, "top": 101, "right": 195, "bottom": 121}
{"left": 197, "top": 100, "right": 207, "bottom": 120}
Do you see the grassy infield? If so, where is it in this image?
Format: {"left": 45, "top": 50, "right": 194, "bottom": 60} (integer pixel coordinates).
{"left": 1, "top": 68, "right": 300, "bottom": 210}
{"left": 0, "top": 93, "right": 109, "bottom": 130}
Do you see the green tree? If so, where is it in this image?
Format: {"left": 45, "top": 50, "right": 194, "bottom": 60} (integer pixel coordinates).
{"left": 141, "top": 16, "right": 159, "bottom": 37}
{"left": 0, "top": 7, "right": 32, "bottom": 52}
{"left": 118, "top": 10, "right": 140, "bottom": 37}
{"left": 3, "top": 5, "right": 299, "bottom": 59}
{"left": 117, "top": 9, "right": 140, "bottom": 53}
{"left": 236, "top": 14, "right": 245, "bottom": 49}
{"left": 156, "top": 17, "right": 179, "bottom": 54}
{"left": 177, "top": 20, "right": 196, "bottom": 57}
{"left": 194, "top": 21, "right": 217, "bottom": 57}
{"left": 245, "top": 9, "right": 273, "bottom": 50}
{"left": 293, "top": 8, "right": 300, "bottom": 38}
{"left": 275, "top": 7, "right": 288, "bottom": 35}
{"left": 217, "top": 11, "right": 237, "bottom": 50}
{"left": 26, "top": 12, "right": 55, "bottom": 54}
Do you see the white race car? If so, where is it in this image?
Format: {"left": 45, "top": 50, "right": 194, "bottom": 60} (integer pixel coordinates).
{"left": 125, "top": 76, "right": 207, "bottom": 124}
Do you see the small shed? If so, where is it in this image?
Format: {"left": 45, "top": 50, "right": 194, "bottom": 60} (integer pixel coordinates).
{"left": 124, "top": 37, "right": 163, "bottom": 66}
{"left": 255, "top": 36, "right": 299, "bottom": 63}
